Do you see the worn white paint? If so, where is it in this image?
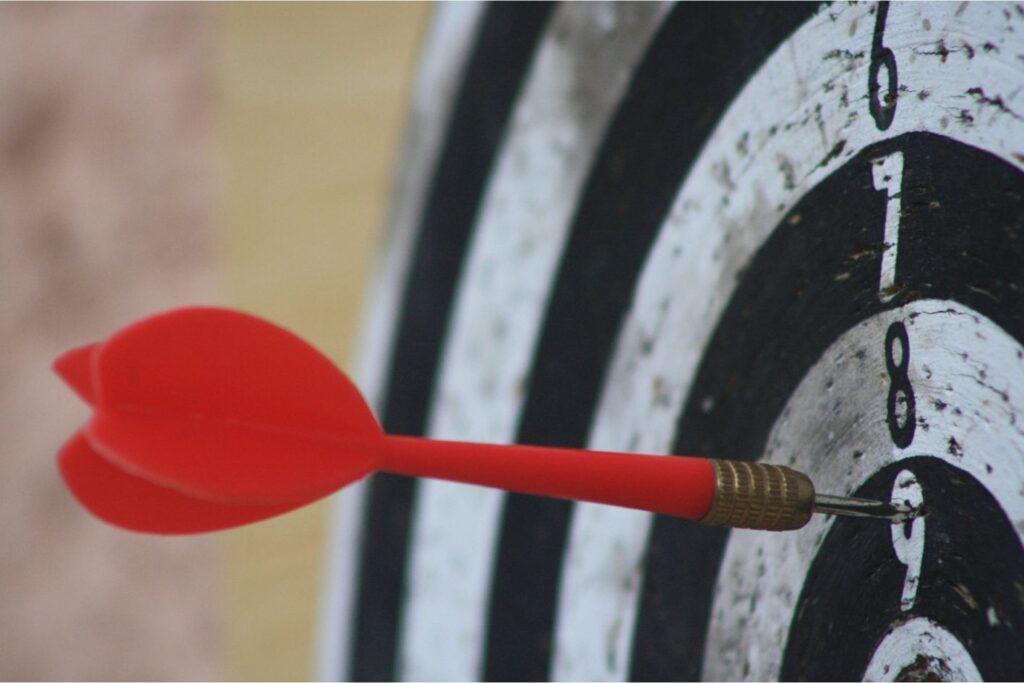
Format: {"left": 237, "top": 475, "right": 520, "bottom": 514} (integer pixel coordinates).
{"left": 703, "top": 301, "right": 1024, "bottom": 680}
{"left": 891, "top": 469, "right": 925, "bottom": 612}
{"left": 862, "top": 618, "right": 983, "bottom": 682}
{"left": 316, "top": 4, "right": 486, "bottom": 680}
{"left": 396, "top": 5, "right": 673, "bottom": 681}
{"left": 872, "top": 151, "right": 904, "bottom": 302}
{"left": 555, "top": 3, "right": 1024, "bottom": 680}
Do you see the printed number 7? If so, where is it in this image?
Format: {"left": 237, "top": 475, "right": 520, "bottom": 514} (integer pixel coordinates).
{"left": 873, "top": 151, "right": 904, "bottom": 302}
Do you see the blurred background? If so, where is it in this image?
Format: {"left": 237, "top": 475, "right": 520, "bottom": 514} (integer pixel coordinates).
{"left": 0, "top": 3, "right": 431, "bottom": 679}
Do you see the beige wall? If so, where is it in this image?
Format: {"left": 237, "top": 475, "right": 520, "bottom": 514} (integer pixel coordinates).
{"left": 218, "top": 4, "right": 431, "bottom": 680}
{"left": 0, "top": 4, "right": 221, "bottom": 679}
{"left": 0, "top": 3, "right": 430, "bottom": 679}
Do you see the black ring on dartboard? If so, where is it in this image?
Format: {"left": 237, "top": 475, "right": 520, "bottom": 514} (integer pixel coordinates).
{"left": 646, "top": 133, "right": 1024, "bottom": 680}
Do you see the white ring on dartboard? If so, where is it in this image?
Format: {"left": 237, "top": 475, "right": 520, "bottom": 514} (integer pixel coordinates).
{"left": 554, "top": 3, "right": 1023, "bottom": 679}
{"left": 396, "top": 5, "right": 672, "bottom": 680}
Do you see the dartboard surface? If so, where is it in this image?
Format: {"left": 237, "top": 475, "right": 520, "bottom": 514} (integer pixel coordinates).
{"left": 320, "top": 2, "right": 1024, "bottom": 681}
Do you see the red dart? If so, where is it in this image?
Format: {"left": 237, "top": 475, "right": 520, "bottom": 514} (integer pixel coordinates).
{"left": 54, "top": 307, "right": 912, "bottom": 534}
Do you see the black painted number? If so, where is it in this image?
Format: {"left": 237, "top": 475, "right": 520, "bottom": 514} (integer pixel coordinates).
{"left": 869, "top": 1, "right": 898, "bottom": 130}
{"left": 885, "top": 321, "right": 916, "bottom": 448}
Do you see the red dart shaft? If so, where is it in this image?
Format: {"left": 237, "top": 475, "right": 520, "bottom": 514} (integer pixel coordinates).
{"left": 376, "top": 435, "right": 716, "bottom": 521}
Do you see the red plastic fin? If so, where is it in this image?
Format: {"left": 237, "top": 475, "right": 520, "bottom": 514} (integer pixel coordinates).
{"left": 87, "top": 307, "right": 381, "bottom": 502}
{"left": 94, "top": 307, "right": 380, "bottom": 438}
{"left": 54, "top": 343, "right": 99, "bottom": 405}
{"left": 86, "top": 406, "right": 377, "bottom": 505}
{"left": 59, "top": 431, "right": 308, "bottom": 534}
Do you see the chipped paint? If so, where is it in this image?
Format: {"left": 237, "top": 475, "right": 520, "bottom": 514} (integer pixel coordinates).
{"left": 862, "top": 617, "right": 982, "bottom": 681}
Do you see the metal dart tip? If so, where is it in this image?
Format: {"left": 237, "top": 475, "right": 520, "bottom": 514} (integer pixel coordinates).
{"left": 813, "top": 493, "right": 922, "bottom": 523}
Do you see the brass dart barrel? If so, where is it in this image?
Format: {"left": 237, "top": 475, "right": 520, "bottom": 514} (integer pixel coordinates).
{"left": 701, "top": 460, "right": 918, "bottom": 531}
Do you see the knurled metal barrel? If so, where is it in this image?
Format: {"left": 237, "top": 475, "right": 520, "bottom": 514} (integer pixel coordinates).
{"left": 701, "top": 460, "right": 815, "bottom": 531}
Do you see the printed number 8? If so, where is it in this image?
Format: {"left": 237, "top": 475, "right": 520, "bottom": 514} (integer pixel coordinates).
{"left": 885, "top": 321, "right": 916, "bottom": 449}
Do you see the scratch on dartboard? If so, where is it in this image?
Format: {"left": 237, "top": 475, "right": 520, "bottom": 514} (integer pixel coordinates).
{"left": 821, "top": 47, "right": 866, "bottom": 71}
{"left": 974, "top": 377, "right": 1011, "bottom": 404}
{"left": 915, "top": 38, "right": 952, "bottom": 62}
{"left": 651, "top": 376, "right": 672, "bottom": 409}
{"left": 777, "top": 155, "right": 797, "bottom": 191}
{"left": 952, "top": 582, "right": 980, "bottom": 611}
{"left": 965, "top": 86, "right": 1024, "bottom": 120}
{"left": 735, "top": 130, "right": 751, "bottom": 157}
{"left": 604, "top": 614, "right": 622, "bottom": 672}
{"left": 818, "top": 139, "right": 848, "bottom": 168}
{"left": 713, "top": 159, "right": 737, "bottom": 192}
{"left": 898, "top": 654, "right": 956, "bottom": 681}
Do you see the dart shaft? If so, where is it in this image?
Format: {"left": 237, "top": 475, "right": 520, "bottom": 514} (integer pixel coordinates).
{"left": 378, "top": 439, "right": 904, "bottom": 531}
{"left": 379, "top": 436, "right": 717, "bottom": 521}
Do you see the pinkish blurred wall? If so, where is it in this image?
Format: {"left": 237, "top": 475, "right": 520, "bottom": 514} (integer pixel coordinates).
{"left": 0, "top": 4, "right": 222, "bottom": 679}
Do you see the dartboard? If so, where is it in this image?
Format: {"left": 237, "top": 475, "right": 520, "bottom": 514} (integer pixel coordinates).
{"left": 319, "top": 3, "right": 1024, "bottom": 681}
